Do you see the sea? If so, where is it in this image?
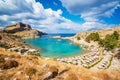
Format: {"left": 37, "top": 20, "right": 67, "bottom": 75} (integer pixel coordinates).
{"left": 25, "top": 33, "right": 84, "bottom": 58}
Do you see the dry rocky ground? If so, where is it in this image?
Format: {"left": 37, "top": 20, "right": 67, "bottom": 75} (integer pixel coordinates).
{"left": 0, "top": 48, "right": 120, "bottom": 80}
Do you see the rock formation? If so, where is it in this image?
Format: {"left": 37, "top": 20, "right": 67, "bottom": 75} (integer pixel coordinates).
{"left": 4, "top": 22, "right": 46, "bottom": 39}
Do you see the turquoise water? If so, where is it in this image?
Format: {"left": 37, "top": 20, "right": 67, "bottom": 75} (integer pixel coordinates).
{"left": 25, "top": 35, "right": 84, "bottom": 58}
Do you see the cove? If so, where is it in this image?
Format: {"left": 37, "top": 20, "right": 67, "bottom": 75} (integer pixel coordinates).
{"left": 25, "top": 34, "right": 84, "bottom": 58}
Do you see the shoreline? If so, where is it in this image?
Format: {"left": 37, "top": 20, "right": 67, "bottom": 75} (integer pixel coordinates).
{"left": 21, "top": 35, "right": 119, "bottom": 71}
{"left": 57, "top": 36, "right": 120, "bottom": 70}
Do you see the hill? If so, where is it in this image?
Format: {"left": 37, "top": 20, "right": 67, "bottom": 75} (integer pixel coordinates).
{"left": 3, "top": 22, "right": 46, "bottom": 39}
{"left": 75, "top": 25, "right": 120, "bottom": 39}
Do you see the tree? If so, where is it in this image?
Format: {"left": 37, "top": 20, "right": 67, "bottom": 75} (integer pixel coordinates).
{"left": 112, "top": 31, "right": 119, "bottom": 40}
{"left": 98, "top": 31, "right": 119, "bottom": 50}
{"left": 85, "top": 32, "right": 100, "bottom": 43}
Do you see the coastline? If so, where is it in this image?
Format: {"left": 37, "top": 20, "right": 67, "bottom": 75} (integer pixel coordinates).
{"left": 57, "top": 35, "right": 120, "bottom": 70}
{"left": 0, "top": 30, "right": 120, "bottom": 80}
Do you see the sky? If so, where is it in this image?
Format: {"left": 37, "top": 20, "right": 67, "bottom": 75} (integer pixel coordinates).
{"left": 0, "top": 0, "right": 120, "bottom": 33}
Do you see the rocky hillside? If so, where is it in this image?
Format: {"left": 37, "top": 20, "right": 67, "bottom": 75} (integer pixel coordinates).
{"left": 3, "top": 22, "right": 46, "bottom": 39}
{"left": 75, "top": 25, "right": 120, "bottom": 39}
{"left": 0, "top": 32, "right": 39, "bottom": 55}
{"left": 0, "top": 48, "right": 120, "bottom": 80}
{"left": 0, "top": 32, "right": 27, "bottom": 48}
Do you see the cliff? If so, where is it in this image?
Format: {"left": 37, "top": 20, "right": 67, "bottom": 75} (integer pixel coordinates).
{"left": 4, "top": 22, "right": 46, "bottom": 39}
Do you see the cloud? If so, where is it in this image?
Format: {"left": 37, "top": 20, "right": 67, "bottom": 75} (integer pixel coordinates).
{"left": 60, "top": 0, "right": 120, "bottom": 21}
{"left": 0, "top": 0, "right": 117, "bottom": 33}
{"left": 0, "top": 0, "right": 65, "bottom": 32}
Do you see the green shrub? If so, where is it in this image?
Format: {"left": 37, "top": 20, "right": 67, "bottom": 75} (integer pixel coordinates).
{"left": 85, "top": 32, "right": 100, "bottom": 43}
{"left": 0, "top": 42, "right": 10, "bottom": 49}
{"left": 86, "top": 31, "right": 119, "bottom": 50}
{"left": 77, "top": 37, "right": 81, "bottom": 40}
{"left": 98, "top": 31, "right": 119, "bottom": 50}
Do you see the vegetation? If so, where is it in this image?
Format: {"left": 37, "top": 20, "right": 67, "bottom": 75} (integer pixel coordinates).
{"left": 11, "top": 34, "right": 21, "bottom": 39}
{"left": 105, "top": 56, "right": 113, "bottom": 69}
{"left": 86, "top": 31, "right": 120, "bottom": 50}
{"left": 87, "top": 58, "right": 103, "bottom": 69}
{"left": 0, "top": 42, "right": 10, "bottom": 49}
{"left": 25, "top": 67, "right": 37, "bottom": 76}
{"left": 77, "top": 36, "right": 81, "bottom": 40}
{"left": 85, "top": 32, "right": 100, "bottom": 43}
{"left": 99, "top": 31, "right": 119, "bottom": 50}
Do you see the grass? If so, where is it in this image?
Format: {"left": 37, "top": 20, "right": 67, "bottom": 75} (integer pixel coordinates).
{"left": 87, "top": 58, "right": 103, "bottom": 69}
{"left": 105, "top": 56, "right": 113, "bottom": 69}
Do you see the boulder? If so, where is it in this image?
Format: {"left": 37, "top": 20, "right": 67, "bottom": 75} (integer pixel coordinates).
{"left": 0, "top": 60, "right": 19, "bottom": 70}
{"left": 44, "top": 66, "right": 58, "bottom": 80}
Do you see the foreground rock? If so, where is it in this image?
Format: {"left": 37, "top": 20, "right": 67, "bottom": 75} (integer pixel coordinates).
{"left": 4, "top": 22, "right": 46, "bottom": 39}
{"left": 0, "top": 48, "right": 120, "bottom": 80}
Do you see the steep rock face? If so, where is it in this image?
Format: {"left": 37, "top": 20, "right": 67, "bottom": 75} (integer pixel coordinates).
{"left": 14, "top": 29, "right": 43, "bottom": 39}
{"left": 4, "top": 22, "right": 46, "bottom": 39}
{"left": 4, "top": 22, "right": 31, "bottom": 33}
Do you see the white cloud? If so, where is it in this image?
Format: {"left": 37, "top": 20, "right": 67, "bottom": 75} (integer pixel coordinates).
{"left": 60, "top": 0, "right": 120, "bottom": 21}
{"left": 0, "top": 0, "right": 117, "bottom": 33}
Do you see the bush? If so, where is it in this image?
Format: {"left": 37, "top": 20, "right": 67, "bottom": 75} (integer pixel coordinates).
{"left": 99, "top": 31, "right": 119, "bottom": 50}
{"left": 25, "top": 67, "right": 37, "bottom": 76}
{"left": 0, "top": 42, "right": 10, "bottom": 49}
{"left": 77, "top": 37, "right": 81, "bottom": 40}
{"left": 0, "top": 60, "right": 19, "bottom": 70}
{"left": 14, "top": 49, "right": 19, "bottom": 52}
{"left": 112, "top": 31, "right": 119, "bottom": 40}
{"left": 86, "top": 31, "right": 119, "bottom": 50}
{"left": 85, "top": 32, "right": 100, "bottom": 43}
